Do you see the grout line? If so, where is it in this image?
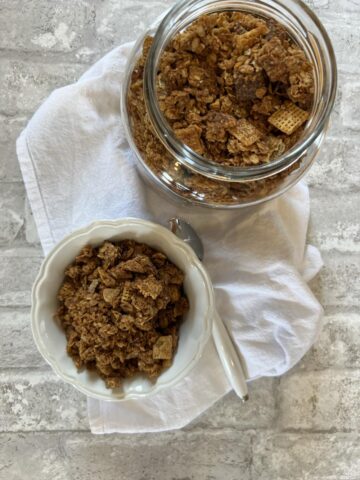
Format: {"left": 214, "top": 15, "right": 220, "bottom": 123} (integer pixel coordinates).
{"left": 0, "top": 430, "right": 90, "bottom": 435}
{"left": 0, "top": 427, "right": 359, "bottom": 436}
{"left": 0, "top": 48, "right": 100, "bottom": 65}
{"left": 0, "top": 180, "right": 26, "bottom": 186}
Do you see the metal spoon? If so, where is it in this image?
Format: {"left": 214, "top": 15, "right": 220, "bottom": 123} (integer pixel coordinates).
{"left": 169, "top": 218, "right": 249, "bottom": 402}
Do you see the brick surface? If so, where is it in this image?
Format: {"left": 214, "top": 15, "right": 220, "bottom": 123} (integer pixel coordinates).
{"left": 278, "top": 370, "right": 360, "bottom": 431}
{"left": 0, "top": 431, "right": 252, "bottom": 480}
{"left": 342, "top": 82, "right": 360, "bottom": 130}
{"left": 0, "top": 182, "right": 25, "bottom": 245}
{"left": 0, "top": 370, "right": 88, "bottom": 432}
{"left": 323, "top": 19, "right": 360, "bottom": 74}
{"left": 326, "top": 0, "right": 360, "bottom": 13}
{"left": 307, "top": 135, "right": 360, "bottom": 192}
{"left": 310, "top": 251, "right": 360, "bottom": 308}
{"left": 190, "top": 378, "right": 276, "bottom": 430}
{"left": 0, "top": 433, "right": 69, "bottom": 480}
{"left": 0, "top": 0, "right": 96, "bottom": 56}
{"left": 252, "top": 433, "right": 360, "bottom": 480}
{"left": 0, "top": 247, "right": 43, "bottom": 307}
{"left": 306, "top": 0, "right": 360, "bottom": 15}
{"left": 0, "top": 116, "right": 26, "bottom": 181}
{"left": 0, "top": 59, "right": 86, "bottom": 116}
{"left": 65, "top": 430, "right": 252, "bottom": 480}
{"left": 94, "top": 0, "right": 176, "bottom": 48}
{"left": 0, "top": 308, "right": 46, "bottom": 368}
{"left": 299, "top": 313, "right": 360, "bottom": 370}
{"left": 309, "top": 191, "right": 360, "bottom": 252}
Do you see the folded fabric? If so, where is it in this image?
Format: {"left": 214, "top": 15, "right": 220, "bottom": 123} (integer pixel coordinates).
{"left": 17, "top": 42, "right": 323, "bottom": 433}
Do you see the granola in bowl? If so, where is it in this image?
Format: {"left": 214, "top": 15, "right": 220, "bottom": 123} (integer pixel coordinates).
{"left": 55, "top": 240, "right": 189, "bottom": 389}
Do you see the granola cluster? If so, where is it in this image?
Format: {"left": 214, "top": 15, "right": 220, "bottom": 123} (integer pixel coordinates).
{"left": 128, "top": 11, "right": 314, "bottom": 205}
{"left": 55, "top": 240, "right": 189, "bottom": 389}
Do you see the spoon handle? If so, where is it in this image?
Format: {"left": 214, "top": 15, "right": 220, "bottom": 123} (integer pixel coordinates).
{"left": 212, "top": 311, "right": 249, "bottom": 402}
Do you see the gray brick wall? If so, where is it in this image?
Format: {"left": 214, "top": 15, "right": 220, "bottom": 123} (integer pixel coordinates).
{"left": 0, "top": 0, "right": 359, "bottom": 478}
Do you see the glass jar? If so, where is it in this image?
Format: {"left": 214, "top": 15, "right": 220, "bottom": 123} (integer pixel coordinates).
{"left": 121, "top": 0, "right": 337, "bottom": 209}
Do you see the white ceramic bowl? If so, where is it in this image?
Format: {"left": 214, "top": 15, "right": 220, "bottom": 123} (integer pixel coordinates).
{"left": 31, "top": 218, "right": 214, "bottom": 401}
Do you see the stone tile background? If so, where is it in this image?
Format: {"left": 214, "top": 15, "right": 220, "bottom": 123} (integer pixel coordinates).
{"left": 0, "top": 0, "right": 359, "bottom": 478}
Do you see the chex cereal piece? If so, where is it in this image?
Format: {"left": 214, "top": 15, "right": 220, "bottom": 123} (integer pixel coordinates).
{"left": 230, "top": 119, "right": 262, "bottom": 147}
{"left": 135, "top": 275, "right": 163, "bottom": 300}
{"left": 268, "top": 101, "right": 309, "bottom": 135}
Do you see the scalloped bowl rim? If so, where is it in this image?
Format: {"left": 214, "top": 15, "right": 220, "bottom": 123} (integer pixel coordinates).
{"left": 31, "top": 218, "right": 214, "bottom": 402}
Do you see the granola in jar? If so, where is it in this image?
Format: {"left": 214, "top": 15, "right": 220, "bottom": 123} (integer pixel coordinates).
{"left": 124, "top": 1, "right": 336, "bottom": 208}
{"left": 156, "top": 12, "right": 314, "bottom": 166}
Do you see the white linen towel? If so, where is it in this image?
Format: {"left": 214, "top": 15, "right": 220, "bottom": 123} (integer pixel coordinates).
{"left": 17, "top": 42, "right": 323, "bottom": 433}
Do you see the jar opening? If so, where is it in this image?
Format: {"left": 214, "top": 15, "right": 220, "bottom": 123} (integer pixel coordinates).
{"left": 143, "top": 0, "right": 337, "bottom": 183}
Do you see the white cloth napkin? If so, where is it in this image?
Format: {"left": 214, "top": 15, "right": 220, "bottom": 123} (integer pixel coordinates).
{"left": 16, "top": 42, "right": 324, "bottom": 433}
